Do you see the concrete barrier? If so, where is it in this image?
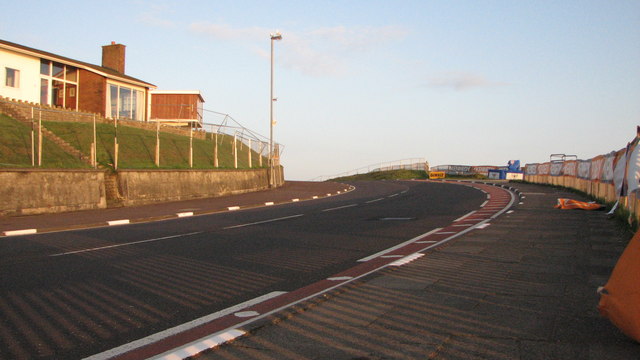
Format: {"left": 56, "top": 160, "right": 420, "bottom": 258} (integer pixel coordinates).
{"left": 0, "top": 166, "right": 284, "bottom": 215}
{"left": 115, "top": 167, "right": 281, "bottom": 206}
{"left": 0, "top": 169, "right": 107, "bottom": 216}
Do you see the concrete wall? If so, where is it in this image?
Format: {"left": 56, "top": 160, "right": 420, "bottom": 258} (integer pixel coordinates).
{"left": 0, "top": 169, "right": 107, "bottom": 216}
{"left": 115, "top": 167, "right": 283, "bottom": 206}
{"left": 0, "top": 166, "right": 284, "bottom": 216}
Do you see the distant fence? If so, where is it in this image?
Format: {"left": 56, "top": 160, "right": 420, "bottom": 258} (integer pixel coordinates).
{"left": 524, "top": 127, "right": 640, "bottom": 221}
{"left": 312, "top": 158, "right": 427, "bottom": 181}
{"left": 0, "top": 96, "right": 282, "bottom": 170}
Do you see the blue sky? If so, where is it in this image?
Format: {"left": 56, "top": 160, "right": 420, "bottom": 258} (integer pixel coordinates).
{"left": 2, "top": 0, "right": 639, "bottom": 180}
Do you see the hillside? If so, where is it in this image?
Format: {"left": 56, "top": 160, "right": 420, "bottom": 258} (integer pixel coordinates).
{"left": 330, "top": 169, "right": 429, "bottom": 182}
{"left": 0, "top": 114, "right": 266, "bottom": 170}
{"left": 0, "top": 114, "right": 89, "bottom": 168}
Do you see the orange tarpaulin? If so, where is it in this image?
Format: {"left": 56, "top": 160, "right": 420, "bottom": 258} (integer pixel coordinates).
{"left": 554, "top": 198, "right": 604, "bottom": 210}
{"left": 598, "top": 230, "right": 640, "bottom": 343}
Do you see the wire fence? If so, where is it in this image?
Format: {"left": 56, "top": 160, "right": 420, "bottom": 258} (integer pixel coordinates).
{"left": 0, "top": 97, "right": 282, "bottom": 170}
{"left": 311, "top": 158, "right": 428, "bottom": 181}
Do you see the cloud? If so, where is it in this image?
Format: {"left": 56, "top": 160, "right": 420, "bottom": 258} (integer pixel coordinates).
{"left": 137, "top": 4, "right": 176, "bottom": 28}
{"left": 427, "top": 72, "right": 508, "bottom": 91}
{"left": 189, "top": 23, "right": 409, "bottom": 77}
{"left": 189, "top": 22, "right": 269, "bottom": 41}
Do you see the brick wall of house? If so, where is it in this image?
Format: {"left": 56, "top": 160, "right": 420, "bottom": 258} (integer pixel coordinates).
{"left": 78, "top": 69, "right": 106, "bottom": 116}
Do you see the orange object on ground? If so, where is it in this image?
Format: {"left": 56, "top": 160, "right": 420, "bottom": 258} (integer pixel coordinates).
{"left": 554, "top": 198, "right": 604, "bottom": 210}
{"left": 598, "top": 230, "right": 640, "bottom": 343}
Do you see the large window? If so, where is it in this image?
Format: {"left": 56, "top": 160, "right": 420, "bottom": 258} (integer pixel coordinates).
{"left": 5, "top": 68, "right": 20, "bottom": 88}
{"left": 40, "top": 59, "right": 78, "bottom": 110}
{"left": 107, "top": 83, "right": 145, "bottom": 121}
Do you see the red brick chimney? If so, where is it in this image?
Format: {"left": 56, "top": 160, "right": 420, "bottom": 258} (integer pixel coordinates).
{"left": 102, "top": 41, "right": 126, "bottom": 73}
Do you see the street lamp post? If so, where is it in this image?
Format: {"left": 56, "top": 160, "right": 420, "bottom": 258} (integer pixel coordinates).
{"left": 269, "top": 31, "right": 282, "bottom": 188}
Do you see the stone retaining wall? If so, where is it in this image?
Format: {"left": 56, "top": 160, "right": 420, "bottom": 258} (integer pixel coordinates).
{"left": 0, "top": 167, "right": 284, "bottom": 216}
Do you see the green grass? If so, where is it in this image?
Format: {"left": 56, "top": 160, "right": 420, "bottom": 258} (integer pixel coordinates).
{"left": 0, "top": 114, "right": 89, "bottom": 168}
{"left": 41, "top": 120, "right": 266, "bottom": 170}
{"left": 331, "top": 169, "right": 429, "bottom": 182}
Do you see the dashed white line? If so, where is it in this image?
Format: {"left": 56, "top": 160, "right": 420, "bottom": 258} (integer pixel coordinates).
{"left": 322, "top": 204, "right": 358, "bottom": 212}
{"left": 365, "top": 198, "right": 385, "bottom": 204}
{"left": 176, "top": 212, "right": 194, "bottom": 218}
{"left": 107, "top": 219, "right": 130, "bottom": 226}
{"left": 228, "top": 206, "right": 241, "bottom": 211}
{"left": 50, "top": 232, "right": 203, "bottom": 257}
{"left": 223, "top": 214, "right": 304, "bottom": 229}
{"left": 2, "top": 228, "right": 37, "bottom": 236}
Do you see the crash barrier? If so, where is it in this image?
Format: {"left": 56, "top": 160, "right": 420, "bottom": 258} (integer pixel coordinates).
{"left": 524, "top": 128, "right": 640, "bottom": 221}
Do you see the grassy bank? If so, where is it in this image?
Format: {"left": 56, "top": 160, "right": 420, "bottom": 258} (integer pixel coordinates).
{"left": 0, "top": 114, "right": 266, "bottom": 170}
{"left": 0, "top": 114, "right": 89, "bottom": 168}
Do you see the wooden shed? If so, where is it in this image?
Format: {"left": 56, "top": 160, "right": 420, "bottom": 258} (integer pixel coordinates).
{"left": 150, "top": 90, "right": 204, "bottom": 128}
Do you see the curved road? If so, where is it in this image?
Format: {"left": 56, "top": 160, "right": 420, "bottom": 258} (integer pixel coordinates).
{"left": 0, "top": 180, "right": 511, "bottom": 359}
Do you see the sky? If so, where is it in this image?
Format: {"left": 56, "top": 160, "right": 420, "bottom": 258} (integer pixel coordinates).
{"left": 2, "top": 0, "right": 639, "bottom": 180}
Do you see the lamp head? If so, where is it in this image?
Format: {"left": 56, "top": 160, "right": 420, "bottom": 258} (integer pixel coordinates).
{"left": 270, "top": 31, "right": 282, "bottom": 40}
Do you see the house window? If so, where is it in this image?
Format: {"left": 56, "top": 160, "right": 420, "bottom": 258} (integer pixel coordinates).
{"left": 107, "top": 84, "right": 145, "bottom": 121}
{"left": 39, "top": 60, "right": 78, "bottom": 110}
{"left": 5, "top": 68, "right": 19, "bottom": 88}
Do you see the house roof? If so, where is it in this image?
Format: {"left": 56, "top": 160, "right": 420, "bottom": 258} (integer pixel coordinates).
{"left": 0, "top": 39, "right": 156, "bottom": 88}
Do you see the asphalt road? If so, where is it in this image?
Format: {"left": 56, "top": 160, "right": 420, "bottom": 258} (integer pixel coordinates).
{"left": 0, "top": 180, "right": 486, "bottom": 359}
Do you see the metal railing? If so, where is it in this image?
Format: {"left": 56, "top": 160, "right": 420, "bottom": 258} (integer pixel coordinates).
{"left": 311, "top": 158, "right": 427, "bottom": 181}
{"left": 0, "top": 97, "right": 282, "bottom": 170}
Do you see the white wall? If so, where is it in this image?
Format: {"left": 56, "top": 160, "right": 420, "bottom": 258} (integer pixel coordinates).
{"left": 0, "top": 49, "right": 40, "bottom": 103}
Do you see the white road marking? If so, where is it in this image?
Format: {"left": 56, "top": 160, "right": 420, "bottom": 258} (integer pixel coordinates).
{"left": 322, "top": 204, "right": 358, "bottom": 212}
{"left": 390, "top": 253, "right": 424, "bottom": 266}
{"left": 265, "top": 202, "right": 274, "bottom": 206}
{"left": 228, "top": 206, "right": 240, "bottom": 211}
{"left": 388, "top": 193, "right": 399, "bottom": 198}
{"left": 150, "top": 330, "right": 246, "bottom": 360}
{"left": 476, "top": 223, "right": 491, "bottom": 229}
{"left": 234, "top": 311, "right": 260, "bottom": 318}
{"left": 327, "top": 276, "right": 353, "bottom": 281}
{"left": 2, "top": 229, "right": 37, "bottom": 236}
{"left": 223, "top": 214, "right": 304, "bottom": 229}
{"left": 107, "top": 219, "right": 130, "bottom": 226}
{"left": 85, "top": 292, "right": 285, "bottom": 360}
{"left": 291, "top": 198, "right": 300, "bottom": 202}
{"left": 358, "top": 228, "right": 442, "bottom": 262}
{"left": 50, "top": 232, "right": 204, "bottom": 257}
{"left": 454, "top": 211, "right": 476, "bottom": 222}
{"left": 176, "top": 212, "right": 194, "bottom": 217}
{"left": 365, "top": 198, "right": 385, "bottom": 203}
